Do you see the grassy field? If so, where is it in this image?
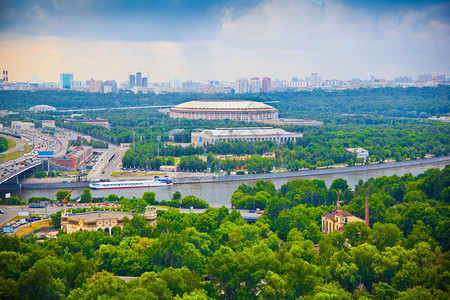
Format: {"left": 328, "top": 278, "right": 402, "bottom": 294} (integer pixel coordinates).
{"left": 6, "top": 136, "right": 16, "bottom": 150}
{"left": 13, "top": 219, "right": 51, "bottom": 238}
{"left": 1, "top": 144, "right": 32, "bottom": 162}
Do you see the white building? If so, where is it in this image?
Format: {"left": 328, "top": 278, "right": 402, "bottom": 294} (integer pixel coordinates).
{"left": 191, "top": 127, "right": 302, "bottom": 147}
{"left": 346, "top": 147, "right": 369, "bottom": 159}
{"left": 235, "top": 78, "right": 249, "bottom": 93}
{"left": 11, "top": 121, "right": 35, "bottom": 130}
{"left": 249, "top": 77, "right": 261, "bottom": 93}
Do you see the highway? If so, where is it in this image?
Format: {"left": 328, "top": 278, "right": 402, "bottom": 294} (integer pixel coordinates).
{"left": 0, "top": 126, "right": 129, "bottom": 185}
{"left": 0, "top": 128, "right": 66, "bottom": 184}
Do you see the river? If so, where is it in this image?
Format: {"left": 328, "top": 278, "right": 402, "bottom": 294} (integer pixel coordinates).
{"left": 5, "top": 160, "right": 448, "bottom": 207}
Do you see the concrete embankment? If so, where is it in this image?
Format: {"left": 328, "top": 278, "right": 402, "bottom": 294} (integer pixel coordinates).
{"left": 173, "top": 156, "right": 450, "bottom": 184}
{"left": 1, "top": 181, "right": 90, "bottom": 190}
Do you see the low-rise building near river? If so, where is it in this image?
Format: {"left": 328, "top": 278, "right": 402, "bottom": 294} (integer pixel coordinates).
{"left": 61, "top": 209, "right": 157, "bottom": 235}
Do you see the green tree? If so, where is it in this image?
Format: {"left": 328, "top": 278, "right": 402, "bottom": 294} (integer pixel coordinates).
{"left": 56, "top": 190, "right": 71, "bottom": 202}
{"left": 80, "top": 189, "right": 92, "bottom": 203}
{"left": 142, "top": 191, "right": 157, "bottom": 205}
{"left": 34, "top": 171, "right": 47, "bottom": 178}
{"left": 343, "top": 222, "right": 371, "bottom": 246}
{"left": 331, "top": 178, "right": 349, "bottom": 191}
{"left": 371, "top": 223, "right": 402, "bottom": 251}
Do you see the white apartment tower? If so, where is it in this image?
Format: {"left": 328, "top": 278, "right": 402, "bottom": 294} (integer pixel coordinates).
{"left": 235, "top": 78, "right": 249, "bottom": 93}
{"left": 250, "top": 77, "right": 261, "bottom": 93}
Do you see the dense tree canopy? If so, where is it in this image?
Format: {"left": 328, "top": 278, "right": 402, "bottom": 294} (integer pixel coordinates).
{"left": 1, "top": 86, "right": 448, "bottom": 118}
{"left": 0, "top": 136, "right": 9, "bottom": 153}
{"left": 0, "top": 166, "right": 448, "bottom": 299}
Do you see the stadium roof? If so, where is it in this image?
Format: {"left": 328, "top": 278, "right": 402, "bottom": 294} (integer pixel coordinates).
{"left": 29, "top": 105, "right": 57, "bottom": 112}
{"left": 171, "top": 100, "right": 277, "bottom": 111}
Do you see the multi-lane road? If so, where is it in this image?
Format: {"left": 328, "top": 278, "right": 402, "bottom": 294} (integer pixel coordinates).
{"left": 0, "top": 126, "right": 129, "bottom": 185}
{"left": 0, "top": 128, "right": 66, "bottom": 184}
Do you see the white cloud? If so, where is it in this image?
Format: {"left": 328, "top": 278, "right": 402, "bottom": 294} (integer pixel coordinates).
{"left": 0, "top": 0, "right": 448, "bottom": 82}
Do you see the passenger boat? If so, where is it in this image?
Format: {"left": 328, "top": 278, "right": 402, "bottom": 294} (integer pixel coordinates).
{"left": 89, "top": 176, "right": 173, "bottom": 189}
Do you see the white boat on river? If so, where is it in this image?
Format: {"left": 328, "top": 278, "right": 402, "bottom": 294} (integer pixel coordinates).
{"left": 89, "top": 176, "right": 173, "bottom": 190}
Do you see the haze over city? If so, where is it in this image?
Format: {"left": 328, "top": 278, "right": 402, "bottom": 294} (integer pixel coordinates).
{"left": 1, "top": 0, "right": 449, "bottom": 83}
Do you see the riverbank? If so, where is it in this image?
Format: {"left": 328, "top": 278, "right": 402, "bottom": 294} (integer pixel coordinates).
{"left": 194, "top": 155, "right": 449, "bottom": 184}
{"left": 2, "top": 155, "right": 448, "bottom": 190}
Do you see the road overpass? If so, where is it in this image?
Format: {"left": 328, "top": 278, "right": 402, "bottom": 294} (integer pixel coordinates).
{"left": 0, "top": 160, "right": 43, "bottom": 185}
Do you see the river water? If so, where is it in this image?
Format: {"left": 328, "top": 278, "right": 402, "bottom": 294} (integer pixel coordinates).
{"left": 5, "top": 160, "right": 448, "bottom": 207}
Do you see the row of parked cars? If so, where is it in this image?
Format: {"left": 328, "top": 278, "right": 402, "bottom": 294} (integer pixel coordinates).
{"left": 3, "top": 215, "right": 49, "bottom": 229}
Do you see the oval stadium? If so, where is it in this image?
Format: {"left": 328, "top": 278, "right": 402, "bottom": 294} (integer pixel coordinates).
{"left": 29, "top": 105, "right": 57, "bottom": 112}
{"left": 169, "top": 100, "right": 278, "bottom": 122}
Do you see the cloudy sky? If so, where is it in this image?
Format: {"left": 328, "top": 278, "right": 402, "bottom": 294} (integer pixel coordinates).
{"left": 0, "top": 0, "right": 449, "bottom": 83}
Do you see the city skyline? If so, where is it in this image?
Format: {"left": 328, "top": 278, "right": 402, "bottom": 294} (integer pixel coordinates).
{"left": 0, "top": 0, "right": 449, "bottom": 83}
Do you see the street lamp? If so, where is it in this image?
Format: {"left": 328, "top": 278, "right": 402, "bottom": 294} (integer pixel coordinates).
{"left": 164, "top": 144, "right": 167, "bottom": 165}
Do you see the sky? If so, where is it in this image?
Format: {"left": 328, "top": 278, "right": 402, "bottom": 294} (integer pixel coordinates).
{"left": 0, "top": 0, "right": 449, "bottom": 83}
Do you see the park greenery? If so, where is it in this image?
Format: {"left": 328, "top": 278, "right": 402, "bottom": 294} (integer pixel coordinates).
{"left": 0, "top": 166, "right": 448, "bottom": 299}
{"left": 0, "top": 136, "right": 8, "bottom": 152}
{"left": 0, "top": 86, "right": 448, "bottom": 118}
{"left": 0, "top": 87, "right": 449, "bottom": 171}
{"left": 69, "top": 137, "right": 109, "bottom": 149}
{"left": 0, "top": 196, "right": 25, "bottom": 206}
{"left": 119, "top": 116, "right": 449, "bottom": 172}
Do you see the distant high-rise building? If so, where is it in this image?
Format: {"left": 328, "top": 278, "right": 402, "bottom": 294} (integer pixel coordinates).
{"left": 103, "top": 80, "right": 117, "bottom": 93}
{"left": 142, "top": 77, "right": 148, "bottom": 88}
{"left": 351, "top": 78, "right": 361, "bottom": 84}
{"left": 129, "top": 74, "right": 136, "bottom": 88}
{"left": 249, "top": 77, "right": 261, "bottom": 93}
{"left": 60, "top": 73, "right": 73, "bottom": 90}
{"left": 393, "top": 76, "right": 412, "bottom": 84}
{"left": 182, "top": 81, "right": 200, "bottom": 93}
{"left": 417, "top": 73, "right": 432, "bottom": 83}
{"left": 433, "top": 74, "right": 446, "bottom": 82}
{"left": 235, "top": 78, "right": 249, "bottom": 93}
{"left": 2, "top": 70, "right": 8, "bottom": 86}
{"left": 136, "top": 72, "right": 142, "bottom": 87}
{"left": 310, "top": 73, "right": 321, "bottom": 87}
{"left": 89, "top": 79, "right": 103, "bottom": 93}
{"left": 366, "top": 73, "right": 376, "bottom": 83}
{"left": 170, "top": 77, "right": 180, "bottom": 89}
{"left": 262, "top": 77, "right": 272, "bottom": 92}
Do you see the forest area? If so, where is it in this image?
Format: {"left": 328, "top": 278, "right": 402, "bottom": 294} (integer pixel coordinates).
{"left": 0, "top": 166, "right": 448, "bottom": 299}
{"left": 0, "top": 86, "right": 448, "bottom": 119}
{"left": 0, "top": 87, "right": 448, "bottom": 171}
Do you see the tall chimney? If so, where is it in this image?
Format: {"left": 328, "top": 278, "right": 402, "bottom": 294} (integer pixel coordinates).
{"left": 365, "top": 196, "right": 369, "bottom": 227}
{"left": 336, "top": 191, "right": 341, "bottom": 210}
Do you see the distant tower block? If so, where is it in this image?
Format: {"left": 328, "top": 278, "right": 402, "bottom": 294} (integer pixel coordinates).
{"left": 2, "top": 70, "right": 7, "bottom": 85}
{"left": 365, "top": 196, "right": 369, "bottom": 227}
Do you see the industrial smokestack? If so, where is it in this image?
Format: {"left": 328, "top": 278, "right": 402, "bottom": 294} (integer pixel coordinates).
{"left": 365, "top": 196, "right": 369, "bottom": 227}
{"left": 336, "top": 191, "right": 341, "bottom": 210}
